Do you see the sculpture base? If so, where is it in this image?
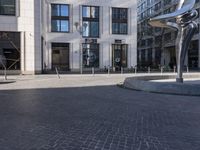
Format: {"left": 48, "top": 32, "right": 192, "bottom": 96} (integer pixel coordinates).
{"left": 123, "top": 74, "right": 200, "bottom": 96}
{"left": 176, "top": 78, "right": 183, "bottom": 83}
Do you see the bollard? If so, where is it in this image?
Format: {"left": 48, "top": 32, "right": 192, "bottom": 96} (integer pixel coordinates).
{"left": 121, "top": 67, "right": 123, "bottom": 74}
{"left": 108, "top": 66, "right": 110, "bottom": 75}
{"left": 161, "top": 67, "right": 163, "bottom": 75}
{"left": 4, "top": 68, "right": 7, "bottom": 80}
{"left": 148, "top": 67, "right": 150, "bottom": 74}
{"left": 55, "top": 67, "right": 60, "bottom": 79}
{"left": 92, "top": 67, "right": 95, "bottom": 76}
{"left": 135, "top": 66, "right": 137, "bottom": 74}
{"left": 174, "top": 66, "right": 176, "bottom": 74}
{"left": 187, "top": 66, "right": 189, "bottom": 73}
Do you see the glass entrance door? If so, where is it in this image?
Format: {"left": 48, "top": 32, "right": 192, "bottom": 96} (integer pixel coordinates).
{"left": 112, "top": 44, "right": 127, "bottom": 71}
{"left": 52, "top": 43, "right": 69, "bottom": 71}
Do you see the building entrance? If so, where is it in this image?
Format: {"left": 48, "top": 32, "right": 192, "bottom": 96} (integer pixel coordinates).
{"left": 52, "top": 43, "right": 70, "bottom": 71}
{"left": 112, "top": 44, "right": 127, "bottom": 71}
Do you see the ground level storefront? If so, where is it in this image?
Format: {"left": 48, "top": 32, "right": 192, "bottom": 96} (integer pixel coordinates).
{"left": 0, "top": 35, "right": 137, "bottom": 74}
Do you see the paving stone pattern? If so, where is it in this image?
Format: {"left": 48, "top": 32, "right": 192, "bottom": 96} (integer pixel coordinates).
{"left": 0, "top": 86, "right": 200, "bottom": 150}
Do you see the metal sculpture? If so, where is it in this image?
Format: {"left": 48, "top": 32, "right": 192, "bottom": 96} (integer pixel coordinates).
{"left": 149, "top": 0, "right": 198, "bottom": 83}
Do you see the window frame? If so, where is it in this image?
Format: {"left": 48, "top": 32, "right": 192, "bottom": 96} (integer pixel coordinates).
{"left": 112, "top": 7, "right": 128, "bottom": 35}
{"left": 51, "top": 4, "right": 70, "bottom": 33}
{"left": 82, "top": 5, "right": 100, "bottom": 38}
{"left": 82, "top": 43, "right": 100, "bottom": 68}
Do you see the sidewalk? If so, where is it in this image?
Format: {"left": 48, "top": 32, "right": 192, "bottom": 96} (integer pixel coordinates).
{"left": 0, "top": 72, "right": 200, "bottom": 90}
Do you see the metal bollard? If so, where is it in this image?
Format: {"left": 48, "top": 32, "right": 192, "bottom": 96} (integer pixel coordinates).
{"left": 187, "top": 66, "right": 189, "bottom": 73}
{"left": 4, "top": 68, "right": 7, "bottom": 80}
{"left": 121, "top": 67, "right": 123, "bottom": 74}
{"left": 135, "top": 66, "right": 137, "bottom": 74}
{"left": 161, "top": 67, "right": 163, "bottom": 75}
{"left": 92, "top": 67, "right": 95, "bottom": 76}
{"left": 108, "top": 66, "right": 110, "bottom": 75}
{"left": 174, "top": 66, "right": 176, "bottom": 74}
{"left": 55, "top": 67, "right": 60, "bottom": 79}
{"left": 148, "top": 67, "right": 151, "bottom": 74}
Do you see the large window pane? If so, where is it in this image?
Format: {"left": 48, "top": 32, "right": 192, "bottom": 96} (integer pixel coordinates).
{"left": 90, "top": 22, "right": 99, "bottom": 37}
{"left": 82, "top": 21, "right": 90, "bottom": 37}
{"left": 112, "top": 8, "right": 128, "bottom": 34}
{"left": 112, "top": 23, "right": 118, "bottom": 34}
{"left": 0, "top": 0, "right": 15, "bottom": 16}
{"left": 60, "top": 20, "right": 69, "bottom": 32}
{"left": 91, "top": 7, "right": 99, "bottom": 18}
{"left": 52, "top": 5, "right": 60, "bottom": 16}
{"left": 52, "top": 4, "right": 69, "bottom": 16}
{"left": 51, "top": 4, "right": 70, "bottom": 32}
{"left": 120, "top": 23, "right": 127, "bottom": 34}
{"left": 51, "top": 20, "right": 60, "bottom": 32}
{"left": 83, "top": 44, "right": 99, "bottom": 68}
{"left": 60, "top": 5, "right": 69, "bottom": 16}
{"left": 82, "top": 6, "right": 99, "bottom": 37}
{"left": 83, "top": 7, "right": 90, "bottom": 17}
{"left": 112, "top": 44, "right": 128, "bottom": 70}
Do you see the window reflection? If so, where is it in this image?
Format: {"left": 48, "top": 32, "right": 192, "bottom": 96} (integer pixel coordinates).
{"left": 82, "top": 6, "right": 99, "bottom": 37}
{"left": 82, "top": 44, "right": 99, "bottom": 68}
{"left": 112, "top": 8, "right": 128, "bottom": 34}
{"left": 51, "top": 4, "right": 69, "bottom": 32}
{"left": 0, "top": 0, "right": 15, "bottom": 16}
{"left": 112, "top": 44, "right": 128, "bottom": 71}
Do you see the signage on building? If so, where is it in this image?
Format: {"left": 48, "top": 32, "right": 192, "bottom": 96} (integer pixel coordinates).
{"left": 114, "top": 39, "right": 126, "bottom": 44}
{"left": 85, "top": 39, "right": 97, "bottom": 44}
{"left": 115, "top": 40, "right": 122, "bottom": 44}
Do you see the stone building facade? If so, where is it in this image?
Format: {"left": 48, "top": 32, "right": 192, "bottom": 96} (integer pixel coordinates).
{"left": 0, "top": 0, "right": 137, "bottom": 74}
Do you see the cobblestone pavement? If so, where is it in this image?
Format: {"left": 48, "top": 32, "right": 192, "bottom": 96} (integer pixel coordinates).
{"left": 0, "top": 76, "right": 200, "bottom": 150}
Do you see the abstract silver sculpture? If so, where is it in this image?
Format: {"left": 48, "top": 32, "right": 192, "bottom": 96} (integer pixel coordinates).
{"left": 149, "top": 0, "right": 198, "bottom": 83}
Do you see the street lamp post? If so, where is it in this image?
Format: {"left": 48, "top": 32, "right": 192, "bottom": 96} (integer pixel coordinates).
{"left": 74, "top": 22, "right": 87, "bottom": 74}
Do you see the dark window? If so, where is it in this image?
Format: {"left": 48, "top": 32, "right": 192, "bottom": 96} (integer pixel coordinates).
{"left": 82, "top": 6, "right": 99, "bottom": 38}
{"left": 0, "top": 0, "right": 15, "bottom": 16}
{"left": 112, "top": 8, "right": 128, "bottom": 34}
{"left": 82, "top": 43, "right": 99, "bottom": 68}
{"left": 0, "top": 32, "right": 20, "bottom": 70}
{"left": 51, "top": 4, "right": 69, "bottom": 32}
{"left": 112, "top": 44, "right": 128, "bottom": 70}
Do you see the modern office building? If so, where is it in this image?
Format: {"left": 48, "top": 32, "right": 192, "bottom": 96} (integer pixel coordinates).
{"left": 0, "top": 0, "right": 137, "bottom": 74}
{"left": 137, "top": 0, "right": 200, "bottom": 70}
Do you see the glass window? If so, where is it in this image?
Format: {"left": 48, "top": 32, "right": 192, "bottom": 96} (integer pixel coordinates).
{"left": 52, "top": 5, "right": 60, "bottom": 16}
{"left": 82, "top": 44, "right": 99, "bottom": 68}
{"left": 60, "top": 5, "right": 69, "bottom": 16}
{"left": 112, "top": 8, "right": 128, "bottom": 34}
{"left": 0, "top": 0, "right": 15, "bottom": 16}
{"left": 51, "top": 4, "right": 69, "bottom": 32}
{"left": 51, "top": 20, "right": 60, "bottom": 32}
{"left": 82, "top": 6, "right": 99, "bottom": 37}
{"left": 83, "top": 7, "right": 90, "bottom": 18}
{"left": 112, "top": 44, "right": 128, "bottom": 70}
{"left": 90, "top": 22, "right": 99, "bottom": 37}
{"left": 60, "top": 20, "right": 69, "bottom": 32}
{"left": 82, "top": 21, "right": 90, "bottom": 37}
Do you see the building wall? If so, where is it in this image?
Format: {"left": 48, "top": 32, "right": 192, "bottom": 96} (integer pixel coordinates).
{"left": 0, "top": 0, "right": 42, "bottom": 74}
{"left": 43, "top": 0, "right": 137, "bottom": 71}
{"left": 137, "top": 0, "right": 200, "bottom": 70}
{"left": 0, "top": 0, "right": 137, "bottom": 74}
